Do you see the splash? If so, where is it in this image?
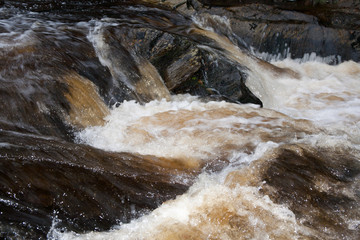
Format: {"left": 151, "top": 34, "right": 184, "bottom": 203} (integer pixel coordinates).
{"left": 57, "top": 169, "right": 313, "bottom": 240}
{"left": 268, "top": 60, "right": 360, "bottom": 142}
{"left": 77, "top": 94, "right": 315, "bottom": 170}
{"left": 71, "top": 56, "right": 360, "bottom": 240}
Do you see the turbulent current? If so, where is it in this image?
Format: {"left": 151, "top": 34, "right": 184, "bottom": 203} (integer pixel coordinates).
{"left": 67, "top": 60, "right": 360, "bottom": 240}
{"left": 0, "top": 1, "right": 360, "bottom": 240}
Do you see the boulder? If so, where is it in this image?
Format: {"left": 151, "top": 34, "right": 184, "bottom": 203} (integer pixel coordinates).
{"left": 0, "top": 131, "right": 194, "bottom": 238}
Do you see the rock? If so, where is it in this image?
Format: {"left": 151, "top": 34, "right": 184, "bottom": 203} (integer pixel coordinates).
{"left": 261, "top": 145, "right": 360, "bottom": 238}
{"left": 197, "top": 0, "right": 242, "bottom": 7}
{"left": 110, "top": 24, "right": 261, "bottom": 104}
{"left": 146, "top": 32, "right": 201, "bottom": 90}
{"left": 225, "top": 144, "right": 360, "bottom": 239}
{"left": 95, "top": 27, "right": 171, "bottom": 103}
{"left": 63, "top": 72, "right": 110, "bottom": 128}
{"left": 0, "top": 22, "right": 142, "bottom": 140}
{"left": 197, "top": 2, "right": 360, "bottom": 61}
{"left": 172, "top": 53, "right": 262, "bottom": 105}
{"left": 0, "top": 130, "right": 194, "bottom": 238}
{"left": 163, "top": 48, "right": 201, "bottom": 90}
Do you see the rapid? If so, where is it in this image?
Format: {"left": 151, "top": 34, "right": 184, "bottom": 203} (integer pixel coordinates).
{"left": 62, "top": 59, "right": 360, "bottom": 240}
{"left": 0, "top": 1, "right": 359, "bottom": 240}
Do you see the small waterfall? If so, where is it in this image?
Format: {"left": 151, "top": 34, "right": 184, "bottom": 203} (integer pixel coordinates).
{"left": 88, "top": 22, "right": 171, "bottom": 103}
{"left": 97, "top": 9, "right": 300, "bottom": 107}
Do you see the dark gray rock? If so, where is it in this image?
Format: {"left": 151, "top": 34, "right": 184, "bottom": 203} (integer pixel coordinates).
{"left": 198, "top": 2, "right": 360, "bottom": 61}
{"left": 0, "top": 131, "right": 194, "bottom": 238}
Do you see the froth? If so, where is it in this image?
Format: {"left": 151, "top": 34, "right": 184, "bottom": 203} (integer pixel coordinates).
{"left": 246, "top": 59, "right": 360, "bottom": 139}
{"left": 77, "top": 95, "right": 315, "bottom": 169}
{"left": 56, "top": 166, "right": 311, "bottom": 240}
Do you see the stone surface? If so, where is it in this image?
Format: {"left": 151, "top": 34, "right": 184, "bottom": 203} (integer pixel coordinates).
{"left": 94, "top": 27, "right": 171, "bottom": 102}
{"left": 261, "top": 145, "right": 360, "bottom": 239}
{"left": 225, "top": 144, "right": 360, "bottom": 239}
{"left": 196, "top": 2, "right": 360, "bottom": 61}
{"left": 163, "top": 48, "right": 201, "bottom": 90}
{"left": 0, "top": 131, "right": 194, "bottom": 238}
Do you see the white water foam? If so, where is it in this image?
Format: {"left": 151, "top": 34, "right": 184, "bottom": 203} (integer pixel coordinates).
{"left": 263, "top": 60, "right": 360, "bottom": 143}
{"left": 66, "top": 56, "right": 360, "bottom": 240}
{"left": 76, "top": 93, "right": 315, "bottom": 169}
{"left": 51, "top": 11, "right": 360, "bottom": 239}
{"left": 55, "top": 145, "right": 313, "bottom": 240}
{"left": 255, "top": 48, "right": 342, "bottom": 64}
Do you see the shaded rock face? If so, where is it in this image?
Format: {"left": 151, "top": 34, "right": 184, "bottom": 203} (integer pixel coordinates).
{"left": 172, "top": 53, "right": 262, "bottom": 105}
{"left": 90, "top": 27, "right": 171, "bottom": 102}
{"left": 0, "top": 131, "right": 194, "bottom": 239}
{"left": 150, "top": 38, "right": 261, "bottom": 103}
{"left": 123, "top": 27, "right": 203, "bottom": 92}
{"left": 103, "top": 24, "right": 261, "bottom": 104}
{"left": 197, "top": 2, "right": 360, "bottom": 61}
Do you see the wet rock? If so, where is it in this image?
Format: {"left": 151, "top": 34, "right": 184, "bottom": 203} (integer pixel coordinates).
{"left": 147, "top": 32, "right": 201, "bottom": 90}
{"left": 3, "top": 0, "right": 140, "bottom": 13}
{"left": 63, "top": 72, "right": 110, "bottom": 128}
{"left": 197, "top": 2, "right": 360, "bottom": 61}
{"left": 109, "top": 24, "right": 260, "bottom": 104}
{"left": 98, "top": 27, "right": 171, "bottom": 103}
{"left": 163, "top": 48, "right": 201, "bottom": 90}
{"left": 225, "top": 144, "right": 360, "bottom": 239}
{"left": 173, "top": 52, "right": 262, "bottom": 105}
{"left": 107, "top": 26, "right": 201, "bottom": 92}
{"left": 194, "top": 0, "right": 242, "bottom": 7}
{"left": 0, "top": 131, "right": 194, "bottom": 238}
{"left": 0, "top": 22, "right": 141, "bottom": 140}
{"left": 260, "top": 145, "right": 360, "bottom": 239}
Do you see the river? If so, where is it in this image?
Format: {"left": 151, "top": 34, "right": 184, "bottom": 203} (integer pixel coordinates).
{"left": 0, "top": 1, "right": 359, "bottom": 240}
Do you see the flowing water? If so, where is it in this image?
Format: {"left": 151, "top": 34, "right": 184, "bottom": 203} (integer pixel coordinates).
{"left": 0, "top": 2, "right": 359, "bottom": 240}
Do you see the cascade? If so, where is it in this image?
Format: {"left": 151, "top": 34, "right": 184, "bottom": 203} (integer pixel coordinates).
{"left": 0, "top": 1, "right": 359, "bottom": 239}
